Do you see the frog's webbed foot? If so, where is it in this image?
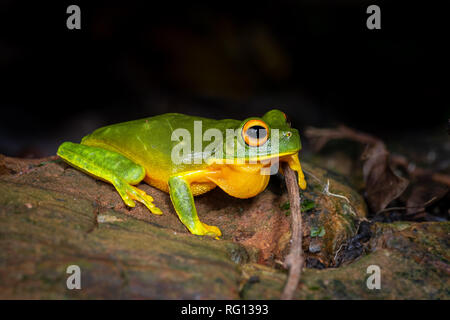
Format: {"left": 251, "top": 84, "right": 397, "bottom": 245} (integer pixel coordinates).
{"left": 113, "top": 179, "right": 162, "bottom": 215}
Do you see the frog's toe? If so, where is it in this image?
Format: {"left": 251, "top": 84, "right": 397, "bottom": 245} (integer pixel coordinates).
{"left": 112, "top": 179, "right": 137, "bottom": 207}
{"left": 132, "top": 187, "right": 154, "bottom": 201}
{"left": 199, "top": 223, "right": 222, "bottom": 239}
{"left": 147, "top": 204, "right": 163, "bottom": 215}
{"left": 121, "top": 192, "right": 137, "bottom": 208}
{"left": 129, "top": 186, "right": 163, "bottom": 215}
{"left": 115, "top": 187, "right": 136, "bottom": 207}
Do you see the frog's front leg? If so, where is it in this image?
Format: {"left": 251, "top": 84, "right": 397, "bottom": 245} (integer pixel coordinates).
{"left": 57, "top": 142, "right": 162, "bottom": 215}
{"left": 168, "top": 173, "right": 221, "bottom": 238}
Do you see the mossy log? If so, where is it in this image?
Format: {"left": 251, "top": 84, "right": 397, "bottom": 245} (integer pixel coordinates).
{"left": 0, "top": 155, "right": 448, "bottom": 299}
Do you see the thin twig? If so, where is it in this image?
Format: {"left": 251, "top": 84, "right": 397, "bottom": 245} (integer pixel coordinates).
{"left": 280, "top": 162, "right": 303, "bottom": 300}
{"left": 323, "top": 179, "right": 350, "bottom": 203}
{"left": 305, "top": 169, "right": 358, "bottom": 216}
{"left": 391, "top": 154, "right": 450, "bottom": 187}
{"left": 302, "top": 168, "right": 322, "bottom": 184}
{"left": 304, "top": 170, "right": 350, "bottom": 202}
{"left": 305, "top": 125, "right": 379, "bottom": 151}
{"left": 307, "top": 126, "right": 450, "bottom": 188}
{"left": 375, "top": 197, "right": 438, "bottom": 215}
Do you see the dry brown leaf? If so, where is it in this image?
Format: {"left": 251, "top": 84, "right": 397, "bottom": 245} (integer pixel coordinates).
{"left": 305, "top": 126, "right": 409, "bottom": 212}
{"left": 361, "top": 142, "right": 409, "bottom": 212}
{"left": 406, "top": 179, "right": 448, "bottom": 216}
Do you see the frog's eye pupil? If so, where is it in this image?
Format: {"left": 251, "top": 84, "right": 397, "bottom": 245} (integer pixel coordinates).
{"left": 247, "top": 125, "right": 267, "bottom": 140}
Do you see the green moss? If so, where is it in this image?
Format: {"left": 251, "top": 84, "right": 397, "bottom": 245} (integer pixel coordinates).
{"left": 280, "top": 201, "right": 290, "bottom": 210}
{"left": 311, "top": 226, "right": 326, "bottom": 237}
{"left": 301, "top": 199, "right": 316, "bottom": 212}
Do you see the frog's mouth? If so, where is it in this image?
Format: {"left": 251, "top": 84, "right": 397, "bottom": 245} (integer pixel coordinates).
{"left": 207, "top": 152, "right": 307, "bottom": 190}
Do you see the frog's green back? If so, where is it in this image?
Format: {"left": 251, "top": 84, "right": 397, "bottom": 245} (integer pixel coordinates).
{"left": 81, "top": 113, "right": 241, "bottom": 178}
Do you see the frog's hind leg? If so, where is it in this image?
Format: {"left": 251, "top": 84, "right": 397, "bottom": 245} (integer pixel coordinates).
{"left": 57, "top": 142, "right": 162, "bottom": 215}
{"left": 168, "top": 174, "right": 221, "bottom": 238}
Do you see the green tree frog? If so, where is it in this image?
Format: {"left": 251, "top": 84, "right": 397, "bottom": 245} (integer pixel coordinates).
{"left": 57, "top": 109, "right": 306, "bottom": 238}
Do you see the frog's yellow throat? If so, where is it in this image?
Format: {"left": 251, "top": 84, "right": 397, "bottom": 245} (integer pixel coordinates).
{"left": 206, "top": 162, "right": 271, "bottom": 199}
{"left": 204, "top": 152, "right": 307, "bottom": 199}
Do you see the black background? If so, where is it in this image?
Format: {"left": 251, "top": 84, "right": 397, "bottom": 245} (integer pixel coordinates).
{"left": 1, "top": 0, "right": 448, "bottom": 157}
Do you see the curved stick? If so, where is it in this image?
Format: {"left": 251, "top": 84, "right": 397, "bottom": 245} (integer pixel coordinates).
{"left": 281, "top": 162, "right": 304, "bottom": 300}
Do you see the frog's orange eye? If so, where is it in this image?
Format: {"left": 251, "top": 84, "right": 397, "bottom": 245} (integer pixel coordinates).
{"left": 242, "top": 119, "right": 269, "bottom": 147}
